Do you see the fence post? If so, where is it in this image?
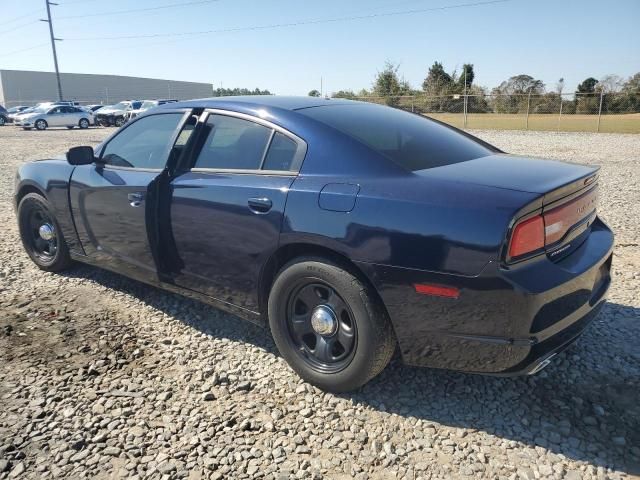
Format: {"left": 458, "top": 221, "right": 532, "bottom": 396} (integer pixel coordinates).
{"left": 597, "top": 89, "right": 604, "bottom": 133}
{"left": 411, "top": 96, "right": 414, "bottom": 113}
{"left": 557, "top": 95, "right": 563, "bottom": 132}
{"left": 525, "top": 89, "right": 532, "bottom": 130}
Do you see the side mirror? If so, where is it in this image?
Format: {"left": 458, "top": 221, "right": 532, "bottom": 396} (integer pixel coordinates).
{"left": 66, "top": 146, "right": 96, "bottom": 165}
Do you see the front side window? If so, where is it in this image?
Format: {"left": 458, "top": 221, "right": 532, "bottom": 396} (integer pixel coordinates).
{"left": 102, "top": 113, "right": 184, "bottom": 169}
{"left": 194, "top": 115, "right": 272, "bottom": 170}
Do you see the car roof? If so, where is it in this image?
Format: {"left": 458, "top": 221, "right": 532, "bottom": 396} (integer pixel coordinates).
{"left": 163, "top": 95, "right": 352, "bottom": 112}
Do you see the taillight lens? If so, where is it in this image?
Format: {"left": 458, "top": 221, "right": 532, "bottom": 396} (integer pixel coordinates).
{"left": 508, "top": 186, "right": 598, "bottom": 261}
{"left": 508, "top": 215, "right": 544, "bottom": 258}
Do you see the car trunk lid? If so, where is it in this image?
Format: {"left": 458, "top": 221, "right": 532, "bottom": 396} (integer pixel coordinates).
{"left": 415, "top": 154, "right": 600, "bottom": 263}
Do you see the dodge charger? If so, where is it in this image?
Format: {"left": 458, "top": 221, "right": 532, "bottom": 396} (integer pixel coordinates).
{"left": 14, "top": 96, "right": 613, "bottom": 392}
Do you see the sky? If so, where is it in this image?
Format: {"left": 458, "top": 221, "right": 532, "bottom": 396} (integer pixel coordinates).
{"left": 1, "top": 0, "right": 639, "bottom": 96}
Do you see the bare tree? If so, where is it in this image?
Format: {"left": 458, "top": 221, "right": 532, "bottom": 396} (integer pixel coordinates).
{"left": 598, "top": 74, "right": 624, "bottom": 93}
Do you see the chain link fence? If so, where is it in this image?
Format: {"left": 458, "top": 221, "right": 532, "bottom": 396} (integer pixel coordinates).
{"left": 353, "top": 92, "right": 640, "bottom": 133}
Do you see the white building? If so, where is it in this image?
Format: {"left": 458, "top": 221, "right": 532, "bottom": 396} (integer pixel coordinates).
{"left": 0, "top": 69, "right": 213, "bottom": 107}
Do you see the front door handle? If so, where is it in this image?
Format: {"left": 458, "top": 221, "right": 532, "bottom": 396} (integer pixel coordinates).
{"left": 128, "top": 192, "right": 144, "bottom": 207}
{"left": 248, "top": 197, "right": 272, "bottom": 214}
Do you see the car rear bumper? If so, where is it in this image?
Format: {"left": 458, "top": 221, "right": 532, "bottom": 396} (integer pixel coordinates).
{"left": 356, "top": 217, "right": 614, "bottom": 375}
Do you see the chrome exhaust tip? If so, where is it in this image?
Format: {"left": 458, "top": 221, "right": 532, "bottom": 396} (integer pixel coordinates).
{"left": 529, "top": 353, "right": 557, "bottom": 375}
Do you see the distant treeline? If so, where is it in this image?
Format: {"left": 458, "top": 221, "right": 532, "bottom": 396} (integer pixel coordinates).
{"left": 314, "top": 62, "right": 640, "bottom": 114}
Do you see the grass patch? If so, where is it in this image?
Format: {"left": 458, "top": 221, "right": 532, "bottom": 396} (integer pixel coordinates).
{"left": 425, "top": 113, "right": 640, "bottom": 134}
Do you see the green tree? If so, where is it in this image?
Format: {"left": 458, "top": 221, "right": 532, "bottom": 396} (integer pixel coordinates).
{"left": 422, "top": 61, "right": 452, "bottom": 94}
{"left": 457, "top": 64, "right": 475, "bottom": 92}
{"left": 372, "top": 61, "right": 410, "bottom": 105}
{"left": 575, "top": 77, "right": 599, "bottom": 114}
{"left": 212, "top": 87, "right": 272, "bottom": 97}
{"left": 332, "top": 90, "right": 356, "bottom": 99}
{"left": 308, "top": 89, "right": 321, "bottom": 97}
{"left": 576, "top": 77, "right": 598, "bottom": 94}
{"left": 491, "top": 75, "right": 545, "bottom": 113}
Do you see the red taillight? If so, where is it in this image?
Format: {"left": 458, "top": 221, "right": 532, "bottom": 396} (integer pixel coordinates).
{"left": 508, "top": 215, "right": 544, "bottom": 258}
{"left": 414, "top": 283, "right": 460, "bottom": 299}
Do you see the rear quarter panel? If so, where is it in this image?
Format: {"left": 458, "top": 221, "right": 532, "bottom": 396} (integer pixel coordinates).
{"left": 282, "top": 173, "right": 541, "bottom": 276}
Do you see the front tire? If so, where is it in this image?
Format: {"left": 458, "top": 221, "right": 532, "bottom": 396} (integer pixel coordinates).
{"left": 0, "top": 116, "right": 6, "bottom": 126}
{"left": 114, "top": 116, "right": 125, "bottom": 127}
{"left": 268, "top": 257, "right": 396, "bottom": 392}
{"left": 35, "top": 119, "right": 47, "bottom": 131}
{"left": 18, "top": 193, "right": 72, "bottom": 272}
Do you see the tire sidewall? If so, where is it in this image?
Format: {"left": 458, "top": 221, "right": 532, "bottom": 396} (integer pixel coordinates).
{"left": 268, "top": 259, "right": 385, "bottom": 392}
{"left": 35, "top": 119, "right": 47, "bottom": 130}
{"left": 18, "top": 193, "right": 70, "bottom": 271}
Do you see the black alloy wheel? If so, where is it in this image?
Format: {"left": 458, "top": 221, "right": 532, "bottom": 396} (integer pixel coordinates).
{"left": 268, "top": 258, "right": 396, "bottom": 392}
{"left": 18, "top": 193, "right": 72, "bottom": 272}
{"left": 286, "top": 281, "right": 357, "bottom": 373}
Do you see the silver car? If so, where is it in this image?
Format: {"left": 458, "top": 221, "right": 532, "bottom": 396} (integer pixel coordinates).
{"left": 14, "top": 105, "right": 93, "bottom": 131}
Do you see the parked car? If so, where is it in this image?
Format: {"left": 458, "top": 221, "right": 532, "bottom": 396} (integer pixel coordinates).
{"left": 0, "top": 105, "right": 8, "bottom": 126}
{"left": 125, "top": 99, "right": 178, "bottom": 122}
{"left": 5, "top": 106, "right": 30, "bottom": 123}
{"left": 94, "top": 100, "right": 142, "bottom": 127}
{"left": 13, "top": 97, "right": 613, "bottom": 392}
{"left": 13, "top": 105, "right": 93, "bottom": 130}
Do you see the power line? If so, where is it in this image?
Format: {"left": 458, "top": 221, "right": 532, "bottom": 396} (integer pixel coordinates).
{"left": 0, "top": 7, "right": 44, "bottom": 27}
{"left": 0, "top": 20, "right": 41, "bottom": 37}
{"left": 64, "top": 0, "right": 513, "bottom": 41}
{"left": 0, "top": 43, "right": 49, "bottom": 58}
{"left": 55, "top": 0, "right": 222, "bottom": 20}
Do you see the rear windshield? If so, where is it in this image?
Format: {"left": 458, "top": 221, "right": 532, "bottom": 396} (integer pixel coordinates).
{"left": 299, "top": 103, "right": 495, "bottom": 171}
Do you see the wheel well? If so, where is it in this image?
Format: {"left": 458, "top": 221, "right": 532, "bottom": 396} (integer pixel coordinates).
{"left": 16, "top": 185, "right": 45, "bottom": 205}
{"left": 258, "top": 243, "right": 387, "bottom": 322}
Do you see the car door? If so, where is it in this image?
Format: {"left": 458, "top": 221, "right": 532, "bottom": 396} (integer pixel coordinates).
{"left": 69, "top": 110, "right": 192, "bottom": 283}
{"left": 66, "top": 106, "right": 82, "bottom": 125}
{"left": 167, "top": 110, "right": 306, "bottom": 313}
{"left": 47, "top": 106, "right": 65, "bottom": 126}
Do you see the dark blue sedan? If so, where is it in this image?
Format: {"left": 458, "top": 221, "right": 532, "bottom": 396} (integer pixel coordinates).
{"left": 14, "top": 96, "right": 613, "bottom": 391}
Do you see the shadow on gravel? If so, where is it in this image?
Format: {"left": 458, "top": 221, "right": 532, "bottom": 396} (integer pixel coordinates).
{"left": 61, "top": 265, "right": 640, "bottom": 475}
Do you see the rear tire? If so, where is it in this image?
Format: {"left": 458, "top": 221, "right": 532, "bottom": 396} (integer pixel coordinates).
{"left": 79, "top": 118, "right": 89, "bottom": 129}
{"left": 268, "top": 257, "right": 396, "bottom": 392}
{"left": 18, "top": 193, "right": 72, "bottom": 272}
{"left": 0, "top": 116, "right": 6, "bottom": 126}
{"left": 35, "top": 119, "right": 47, "bottom": 131}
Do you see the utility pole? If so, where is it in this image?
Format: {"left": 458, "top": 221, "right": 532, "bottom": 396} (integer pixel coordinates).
{"left": 41, "top": 0, "right": 63, "bottom": 101}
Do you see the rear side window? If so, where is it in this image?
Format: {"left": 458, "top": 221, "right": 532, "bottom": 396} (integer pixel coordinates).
{"left": 263, "top": 132, "right": 297, "bottom": 171}
{"left": 299, "top": 103, "right": 495, "bottom": 171}
{"left": 194, "top": 115, "right": 272, "bottom": 170}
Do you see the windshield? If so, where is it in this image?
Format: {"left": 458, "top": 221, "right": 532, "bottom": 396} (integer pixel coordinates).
{"left": 141, "top": 101, "right": 157, "bottom": 110}
{"left": 111, "top": 102, "right": 128, "bottom": 110}
{"left": 299, "top": 103, "right": 497, "bottom": 171}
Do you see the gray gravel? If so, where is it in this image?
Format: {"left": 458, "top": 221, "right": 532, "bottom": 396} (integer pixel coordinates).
{"left": 1, "top": 127, "right": 639, "bottom": 479}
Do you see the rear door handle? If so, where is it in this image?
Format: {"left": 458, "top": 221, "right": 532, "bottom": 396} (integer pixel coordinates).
{"left": 128, "top": 192, "right": 144, "bottom": 207}
{"left": 248, "top": 197, "right": 272, "bottom": 214}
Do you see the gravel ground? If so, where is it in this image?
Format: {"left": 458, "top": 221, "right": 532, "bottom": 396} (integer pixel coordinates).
{"left": 0, "top": 127, "right": 638, "bottom": 480}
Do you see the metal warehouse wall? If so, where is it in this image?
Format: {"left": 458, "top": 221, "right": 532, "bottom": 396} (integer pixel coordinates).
{"left": 0, "top": 69, "right": 212, "bottom": 107}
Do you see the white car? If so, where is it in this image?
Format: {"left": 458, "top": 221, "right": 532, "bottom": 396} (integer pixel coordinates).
{"left": 124, "top": 99, "right": 178, "bottom": 122}
{"left": 14, "top": 105, "right": 93, "bottom": 131}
